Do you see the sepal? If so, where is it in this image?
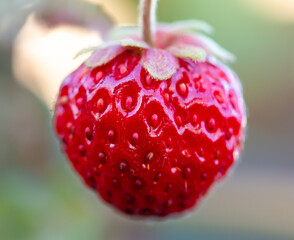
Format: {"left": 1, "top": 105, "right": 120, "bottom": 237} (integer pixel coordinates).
{"left": 162, "top": 20, "right": 213, "bottom": 35}
{"left": 142, "top": 49, "right": 179, "bottom": 80}
{"left": 196, "top": 34, "right": 235, "bottom": 62}
{"left": 168, "top": 44, "right": 206, "bottom": 62}
{"left": 86, "top": 43, "right": 125, "bottom": 68}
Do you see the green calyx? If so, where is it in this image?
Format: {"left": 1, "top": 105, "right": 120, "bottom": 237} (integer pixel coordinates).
{"left": 75, "top": 20, "right": 235, "bottom": 81}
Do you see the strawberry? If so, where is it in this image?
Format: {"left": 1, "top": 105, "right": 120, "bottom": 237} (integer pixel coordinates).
{"left": 54, "top": 0, "right": 246, "bottom": 217}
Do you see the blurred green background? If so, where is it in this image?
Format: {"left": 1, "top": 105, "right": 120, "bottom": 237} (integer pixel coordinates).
{"left": 0, "top": 0, "right": 294, "bottom": 239}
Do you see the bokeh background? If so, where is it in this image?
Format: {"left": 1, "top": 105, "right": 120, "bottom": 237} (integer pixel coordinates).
{"left": 1, "top": 0, "right": 294, "bottom": 239}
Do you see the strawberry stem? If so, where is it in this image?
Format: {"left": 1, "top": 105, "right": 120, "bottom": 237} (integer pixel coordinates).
{"left": 140, "top": 0, "right": 157, "bottom": 47}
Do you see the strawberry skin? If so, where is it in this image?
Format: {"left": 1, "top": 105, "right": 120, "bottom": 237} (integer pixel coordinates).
{"left": 54, "top": 45, "right": 246, "bottom": 217}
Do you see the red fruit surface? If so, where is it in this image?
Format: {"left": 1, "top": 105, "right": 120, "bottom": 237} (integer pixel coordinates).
{"left": 54, "top": 36, "right": 246, "bottom": 217}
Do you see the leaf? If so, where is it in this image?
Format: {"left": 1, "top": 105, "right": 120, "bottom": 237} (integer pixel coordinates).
{"left": 142, "top": 49, "right": 179, "bottom": 81}
{"left": 120, "top": 38, "right": 149, "bottom": 49}
{"left": 162, "top": 20, "right": 214, "bottom": 35}
{"left": 168, "top": 44, "right": 206, "bottom": 62}
{"left": 108, "top": 25, "right": 140, "bottom": 40}
{"left": 196, "top": 34, "right": 236, "bottom": 62}
{"left": 76, "top": 38, "right": 148, "bottom": 61}
{"left": 74, "top": 47, "right": 99, "bottom": 59}
{"left": 86, "top": 43, "right": 125, "bottom": 68}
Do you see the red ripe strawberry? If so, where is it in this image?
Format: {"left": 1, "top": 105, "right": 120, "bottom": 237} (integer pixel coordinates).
{"left": 54, "top": 1, "right": 246, "bottom": 217}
